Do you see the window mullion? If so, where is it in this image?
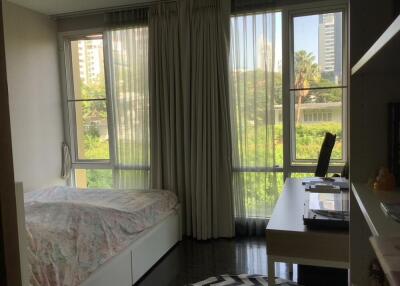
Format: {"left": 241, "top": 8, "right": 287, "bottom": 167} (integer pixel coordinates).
{"left": 289, "top": 85, "right": 347, "bottom": 91}
{"left": 67, "top": 98, "right": 107, "bottom": 102}
{"left": 282, "top": 8, "right": 292, "bottom": 180}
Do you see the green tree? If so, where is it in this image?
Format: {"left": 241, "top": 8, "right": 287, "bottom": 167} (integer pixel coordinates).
{"left": 294, "top": 50, "right": 320, "bottom": 123}
{"left": 79, "top": 75, "right": 109, "bottom": 159}
{"left": 80, "top": 75, "right": 107, "bottom": 121}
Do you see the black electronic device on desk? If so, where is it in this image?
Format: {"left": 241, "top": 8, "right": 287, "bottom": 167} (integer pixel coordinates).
{"left": 303, "top": 188, "right": 349, "bottom": 230}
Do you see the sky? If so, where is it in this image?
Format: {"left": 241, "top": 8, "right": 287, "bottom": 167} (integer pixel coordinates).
{"left": 293, "top": 15, "right": 319, "bottom": 58}
{"left": 230, "top": 12, "right": 321, "bottom": 71}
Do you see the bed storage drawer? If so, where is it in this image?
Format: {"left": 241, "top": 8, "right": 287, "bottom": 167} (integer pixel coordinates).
{"left": 81, "top": 249, "right": 132, "bottom": 286}
{"left": 131, "top": 211, "right": 180, "bottom": 284}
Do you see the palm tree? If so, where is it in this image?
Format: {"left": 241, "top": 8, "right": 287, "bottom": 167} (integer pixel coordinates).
{"left": 294, "top": 51, "right": 320, "bottom": 124}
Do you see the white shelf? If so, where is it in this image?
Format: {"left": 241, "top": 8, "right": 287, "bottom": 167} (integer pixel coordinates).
{"left": 352, "top": 183, "right": 400, "bottom": 285}
{"left": 351, "top": 183, "right": 400, "bottom": 236}
{"left": 351, "top": 14, "right": 400, "bottom": 75}
{"left": 370, "top": 236, "right": 400, "bottom": 286}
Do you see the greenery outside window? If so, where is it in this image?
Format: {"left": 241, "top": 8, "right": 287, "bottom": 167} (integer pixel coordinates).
{"left": 65, "top": 34, "right": 114, "bottom": 188}
{"left": 230, "top": 3, "right": 348, "bottom": 221}
{"left": 63, "top": 28, "right": 150, "bottom": 189}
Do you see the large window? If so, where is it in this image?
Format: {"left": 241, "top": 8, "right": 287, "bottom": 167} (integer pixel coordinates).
{"left": 70, "top": 36, "right": 109, "bottom": 161}
{"left": 230, "top": 4, "right": 347, "bottom": 219}
{"left": 63, "top": 27, "right": 150, "bottom": 189}
{"left": 67, "top": 35, "right": 112, "bottom": 187}
{"left": 290, "top": 10, "right": 347, "bottom": 165}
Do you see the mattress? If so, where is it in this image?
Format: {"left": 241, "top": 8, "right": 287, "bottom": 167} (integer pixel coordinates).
{"left": 24, "top": 186, "right": 178, "bottom": 286}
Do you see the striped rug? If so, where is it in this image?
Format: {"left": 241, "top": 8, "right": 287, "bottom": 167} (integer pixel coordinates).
{"left": 188, "top": 274, "right": 300, "bottom": 285}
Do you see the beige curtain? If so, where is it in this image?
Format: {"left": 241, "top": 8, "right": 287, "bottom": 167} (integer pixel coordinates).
{"left": 149, "top": 0, "right": 234, "bottom": 239}
{"left": 149, "top": 3, "right": 190, "bottom": 226}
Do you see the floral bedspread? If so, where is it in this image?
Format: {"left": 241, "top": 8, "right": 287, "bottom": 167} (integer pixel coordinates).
{"left": 24, "top": 187, "right": 178, "bottom": 286}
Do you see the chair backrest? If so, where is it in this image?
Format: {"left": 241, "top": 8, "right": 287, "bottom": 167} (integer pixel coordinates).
{"left": 315, "top": 132, "right": 336, "bottom": 177}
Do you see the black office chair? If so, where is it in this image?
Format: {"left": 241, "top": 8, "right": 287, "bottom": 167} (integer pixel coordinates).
{"left": 315, "top": 132, "right": 336, "bottom": 177}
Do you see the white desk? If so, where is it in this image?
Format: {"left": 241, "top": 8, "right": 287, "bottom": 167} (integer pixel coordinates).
{"left": 266, "top": 178, "right": 349, "bottom": 286}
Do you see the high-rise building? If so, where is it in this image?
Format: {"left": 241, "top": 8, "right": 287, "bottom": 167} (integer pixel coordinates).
{"left": 77, "top": 39, "right": 104, "bottom": 84}
{"left": 318, "top": 13, "right": 342, "bottom": 82}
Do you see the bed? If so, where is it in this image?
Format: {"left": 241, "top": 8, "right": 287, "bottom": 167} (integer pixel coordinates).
{"left": 15, "top": 183, "right": 182, "bottom": 286}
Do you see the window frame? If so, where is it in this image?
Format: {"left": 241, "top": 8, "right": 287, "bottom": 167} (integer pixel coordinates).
{"left": 59, "top": 28, "right": 117, "bottom": 186}
{"left": 60, "top": 1, "right": 348, "bottom": 188}
{"left": 60, "top": 27, "right": 152, "bottom": 188}
{"left": 282, "top": 1, "right": 348, "bottom": 178}
{"left": 229, "top": 0, "right": 348, "bottom": 184}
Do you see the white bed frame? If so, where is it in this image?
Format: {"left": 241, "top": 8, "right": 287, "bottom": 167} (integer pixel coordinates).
{"left": 15, "top": 182, "right": 182, "bottom": 286}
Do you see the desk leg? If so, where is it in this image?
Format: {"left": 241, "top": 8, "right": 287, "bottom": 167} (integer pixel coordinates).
{"left": 268, "top": 257, "right": 275, "bottom": 286}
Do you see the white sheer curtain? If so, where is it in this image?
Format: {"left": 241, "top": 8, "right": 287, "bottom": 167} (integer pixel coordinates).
{"left": 108, "top": 27, "right": 150, "bottom": 189}
{"left": 230, "top": 12, "right": 282, "bottom": 235}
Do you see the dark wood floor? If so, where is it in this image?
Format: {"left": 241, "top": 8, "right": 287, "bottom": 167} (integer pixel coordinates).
{"left": 134, "top": 237, "right": 297, "bottom": 286}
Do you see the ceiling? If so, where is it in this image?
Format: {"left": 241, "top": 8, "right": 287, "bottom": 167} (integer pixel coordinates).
{"left": 7, "top": 0, "right": 153, "bottom": 16}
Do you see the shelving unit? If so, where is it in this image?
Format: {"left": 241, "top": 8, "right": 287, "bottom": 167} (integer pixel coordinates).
{"left": 351, "top": 183, "right": 400, "bottom": 237}
{"left": 351, "top": 14, "right": 400, "bottom": 75}
{"left": 350, "top": 1, "right": 400, "bottom": 285}
{"left": 370, "top": 236, "right": 400, "bottom": 286}
{"left": 351, "top": 183, "right": 400, "bottom": 286}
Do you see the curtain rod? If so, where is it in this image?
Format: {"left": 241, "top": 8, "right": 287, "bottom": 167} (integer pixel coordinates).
{"left": 52, "top": 0, "right": 177, "bottom": 20}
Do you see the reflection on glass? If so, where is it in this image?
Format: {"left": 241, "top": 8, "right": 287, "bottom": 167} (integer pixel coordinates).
{"left": 75, "top": 169, "right": 113, "bottom": 189}
{"left": 72, "top": 101, "right": 110, "bottom": 160}
{"left": 293, "top": 12, "right": 343, "bottom": 87}
{"left": 293, "top": 88, "right": 343, "bottom": 160}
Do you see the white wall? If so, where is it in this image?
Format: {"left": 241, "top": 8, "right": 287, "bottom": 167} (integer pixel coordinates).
{"left": 3, "top": 2, "right": 65, "bottom": 191}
